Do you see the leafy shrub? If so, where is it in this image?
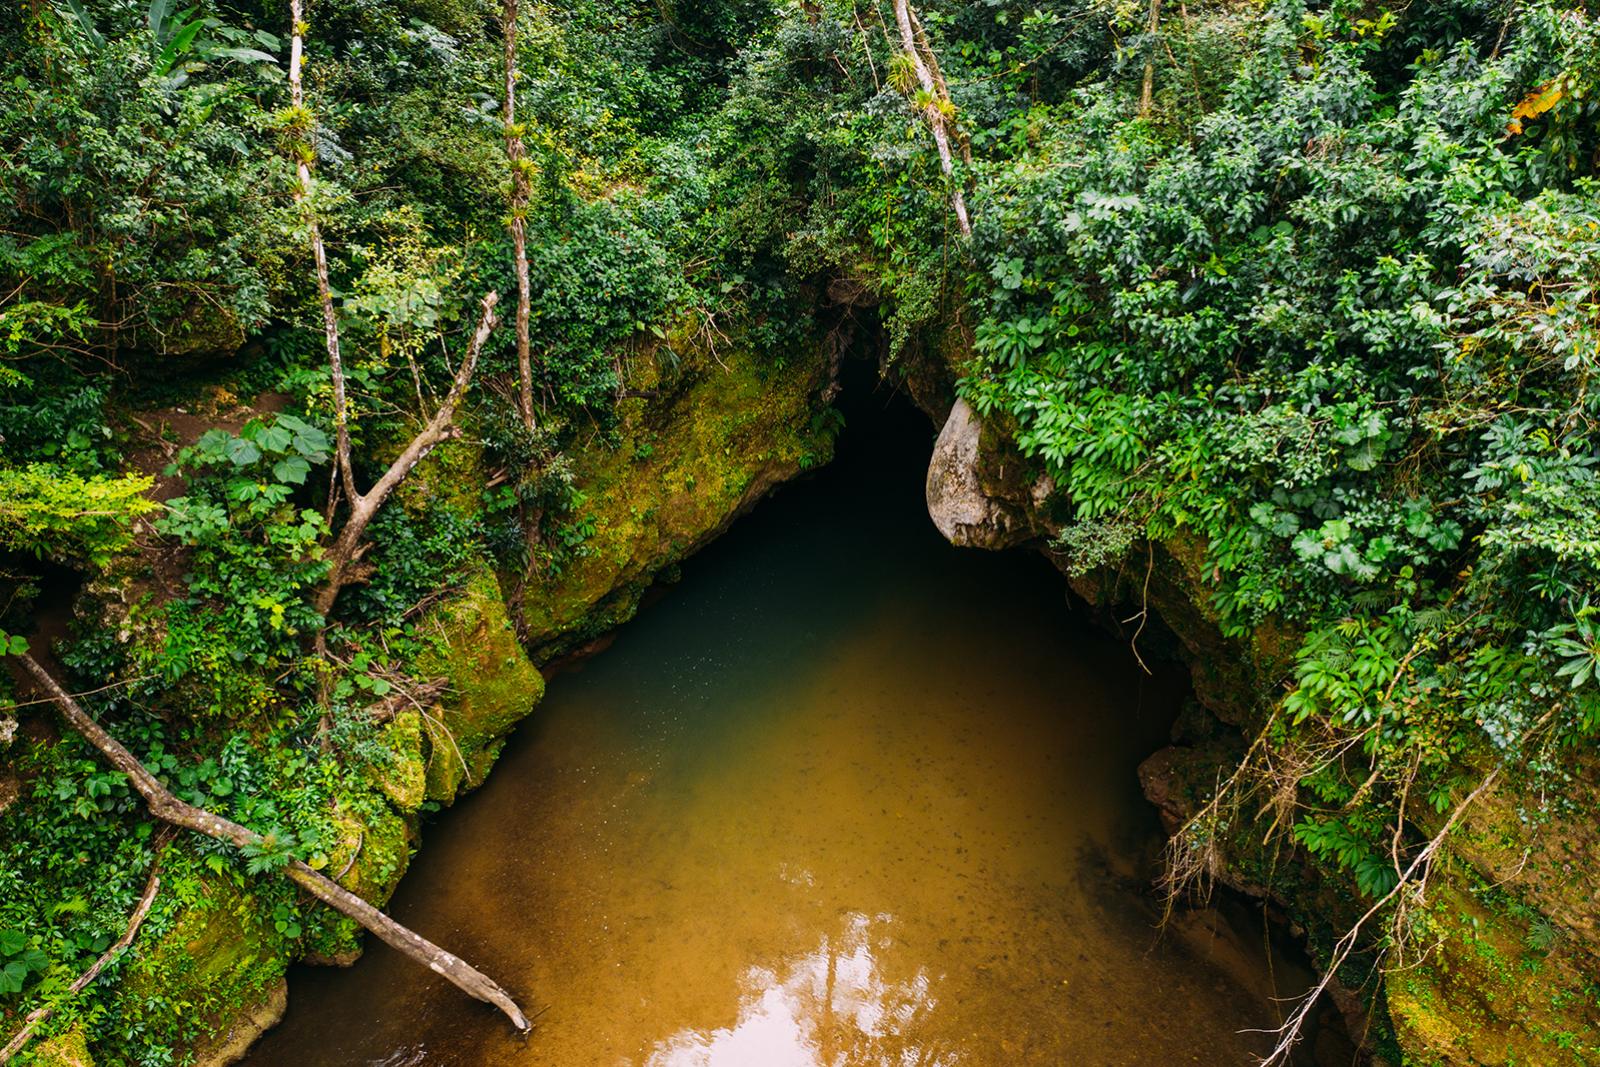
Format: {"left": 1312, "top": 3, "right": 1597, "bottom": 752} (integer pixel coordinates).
{"left": 0, "top": 929, "right": 50, "bottom": 996}
{"left": 155, "top": 414, "right": 332, "bottom": 689}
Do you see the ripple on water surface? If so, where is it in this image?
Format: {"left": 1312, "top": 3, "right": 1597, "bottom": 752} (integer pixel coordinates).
{"left": 247, "top": 394, "right": 1311, "bottom": 1067}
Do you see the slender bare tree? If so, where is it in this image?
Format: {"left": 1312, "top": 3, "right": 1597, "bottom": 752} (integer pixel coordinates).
{"left": 1139, "top": 0, "right": 1163, "bottom": 117}
{"left": 265, "top": 3, "right": 526, "bottom": 1027}
{"left": 287, "top": 0, "right": 356, "bottom": 507}
{"left": 891, "top": 0, "right": 971, "bottom": 237}
{"left": 286, "top": 4, "right": 502, "bottom": 616}
{"left": 503, "top": 0, "right": 535, "bottom": 430}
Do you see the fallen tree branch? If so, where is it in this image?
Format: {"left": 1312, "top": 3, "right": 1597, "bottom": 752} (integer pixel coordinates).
{"left": 0, "top": 831, "right": 171, "bottom": 1064}
{"left": 16, "top": 653, "right": 531, "bottom": 1034}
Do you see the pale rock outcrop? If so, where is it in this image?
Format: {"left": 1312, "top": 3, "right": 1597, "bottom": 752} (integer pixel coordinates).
{"left": 925, "top": 398, "right": 1030, "bottom": 549}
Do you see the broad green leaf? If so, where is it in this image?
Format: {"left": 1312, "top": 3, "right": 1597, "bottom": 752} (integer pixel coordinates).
{"left": 154, "top": 16, "right": 205, "bottom": 77}
{"left": 225, "top": 437, "right": 261, "bottom": 466}
{"left": 255, "top": 424, "right": 292, "bottom": 454}
{"left": 211, "top": 46, "right": 279, "bottom": 64}
{"left": 147, "top": 0, "right": 173, "bottom": 41}
{"left": 59, "top": 0, "right": 105, "bottom": 48}
{"left": 272, "top": 456, "right": 311, "bottom": 485}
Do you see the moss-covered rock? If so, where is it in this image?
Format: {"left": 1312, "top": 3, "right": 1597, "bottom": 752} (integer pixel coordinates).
{"left": 415, "top": 565, "right": 545, "bottom": 803}
{"left": 370, "top": 710, "right": 426, "bottom": 815}
{"left": 1387, "top": 885, "right": 1600, "bottom": 1065}
{"left": 31, "top": 1027, "right": 94, "bottom": 1067}
{"left": 1378, "top": 762, "right": 1600, "bottom": 1065}
{"left": 115, "top": 863, "right": 290, "bottom": 1065}
{"left": 520, "top": 333, "right": 836, "bottom": 660}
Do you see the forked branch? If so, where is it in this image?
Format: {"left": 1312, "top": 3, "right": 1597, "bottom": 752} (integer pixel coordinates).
{"left": 287, "top": 2, "right": 502, "bottom": 619}
{"left": 314, "top": 292, "right": 500, "bottom": 616}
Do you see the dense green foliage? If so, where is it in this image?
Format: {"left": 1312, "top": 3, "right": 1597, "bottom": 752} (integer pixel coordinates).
{"left": 4, "top": 0, "right": 1600, "bottom": 1059}
{"left": 950, "top": 0, "right": 1600, "bottom": 903}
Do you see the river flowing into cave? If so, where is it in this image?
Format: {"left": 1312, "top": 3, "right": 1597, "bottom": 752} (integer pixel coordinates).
{"left": 246, "top": 383, "right": 1318, "bottom": 1066}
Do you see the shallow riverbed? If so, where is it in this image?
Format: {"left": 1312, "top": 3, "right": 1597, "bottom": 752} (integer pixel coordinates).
{"left": 248, "top": 387, "right": 1309, "bottom": 1066}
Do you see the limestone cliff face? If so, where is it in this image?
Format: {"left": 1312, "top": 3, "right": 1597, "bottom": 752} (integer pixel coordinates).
{"left": 906, "top": 347, "right": 1600, "bottom": 1067}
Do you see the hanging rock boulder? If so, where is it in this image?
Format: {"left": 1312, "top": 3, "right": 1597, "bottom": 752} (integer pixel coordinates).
{"left": 925, "top": 398, "right": 1034, "bottom": 550}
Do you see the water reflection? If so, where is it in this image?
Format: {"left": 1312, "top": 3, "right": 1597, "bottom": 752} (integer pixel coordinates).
{"left": 648, "top": 913, "right": 953, "bottom": 1067}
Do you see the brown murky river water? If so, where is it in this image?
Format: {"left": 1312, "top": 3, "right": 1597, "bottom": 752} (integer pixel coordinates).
{"left": 247, "top": 389, "right": 1314, "bottom": 1066}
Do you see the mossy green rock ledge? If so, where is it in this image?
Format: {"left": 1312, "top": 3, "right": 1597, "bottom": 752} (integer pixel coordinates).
{"left": 415, "top": 565, "right": 546, "bottom": 804}
{"left": 520, "top": 335, "right": 836, "bottom": 660}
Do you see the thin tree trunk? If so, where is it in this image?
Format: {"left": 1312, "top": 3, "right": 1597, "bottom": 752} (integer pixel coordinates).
{"left": 0, "top": 835, "right": 168, "bottom": 1064}
{"left": 903, "top": 3, "right": 970, "bottom": 167}
{"left": 314, "top": 292, "right": 500, "bottom": 617}
{"left": 892, "top": 0, "right": 970, "bottom": 238}
{"left": 16, "top": 654, "right": 531, "bottom": 1034}
{"left": 1139, "top": 0, "right": 1163, "bottom": 118}
{"left": 502, "top": 0, "right": 534, "bottom": 431}
{"left": 288, "top": 0, "right": 356, "bottom": 505}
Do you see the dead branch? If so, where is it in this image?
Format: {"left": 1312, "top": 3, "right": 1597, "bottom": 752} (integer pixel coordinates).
{"left": 891, "top": 0, "right": 971, "bottom": 237}
{"left": 1251, "top": 706, "right": 1557, "bottom": 1066}
{"left": 17, "top": 653, "right": 531, "bottom": 1034}
{"left": 0, "top": 831, "right": 171, "bottom": 1064}
{"left": 1159, "top": 706, "right": 1283, "bottom": 917}
{"left": 313, "top": 292, "right": 500, "bottom": 617}
{"left": 1253, "top": 763, "right": 1506, "bottom": 1066}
